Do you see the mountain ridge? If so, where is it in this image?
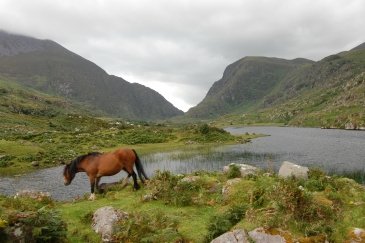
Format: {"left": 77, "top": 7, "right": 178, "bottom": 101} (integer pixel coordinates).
{"left": 0, "top": 30, "right": 183, "bottom": 120}
{"left": 186, "top": 42, "right": 365, "bottom": 129}
{"left": 186, "top": 56, "right": 314, "bottom": 118}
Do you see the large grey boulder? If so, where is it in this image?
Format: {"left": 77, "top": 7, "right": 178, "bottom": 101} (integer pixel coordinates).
{"left": 278, "top": 161, "right": 309, "bottom": 179}
{"left": 211, "top": 229, "right": 249, "bottom": 243}
{"left": 223, "top": 163, "right": 259, "bottom": 177}
{"left": 92, "top": 206, "right": 128, "bottom": 242}
{"left": 248, "top": 228, "right": 287, "bottom": 243}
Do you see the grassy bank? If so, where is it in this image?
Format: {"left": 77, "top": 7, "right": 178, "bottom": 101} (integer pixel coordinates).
{"left": 1, "top": 168, "right": 364, "bottom": 242}
{"left": 0, "top": 117, "right": 260, "bottom": 176}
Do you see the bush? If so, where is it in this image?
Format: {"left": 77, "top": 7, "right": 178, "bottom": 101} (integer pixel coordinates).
{"left": 0, "top": 155, "right": 15, "bottom": 168}
{"left": 205, "top": 205, "right": 247, "bottom": 242}
{"left": 199, "top": 124, "right": 210, "bottom": 134}
{"left": 148, "top": 171, "right": 216, "bottom": 206}
{"left": 114, "top": 210, "right": 186, "bottom": 242}
{"left": 4, "top": 207, "right": 67, "bottom": 243}
{"left": 1, "top": 196, "right": 66, "bottom": 243}
{"left": 227, "top": 164, "right": 241, "bottom": 179}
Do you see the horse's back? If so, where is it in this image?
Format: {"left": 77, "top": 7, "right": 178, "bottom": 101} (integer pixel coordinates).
{"left": 94, "top": 148, "right": 136, "bottom": 176}
{"left": 114, "top": 148, "right": 136, "bottom": 161}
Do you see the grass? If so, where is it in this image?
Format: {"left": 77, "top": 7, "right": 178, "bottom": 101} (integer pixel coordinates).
{"left": 59, "top": 187, "right": 217, "bottom": 242}
{"left": 0, "top": 169, "right": 365, "bottom": 242}
{"left": 0, "top": 79, "right": 253, "bottom": 176}
{"left": 0, "top": 168, "right": 364, "bottom": 242}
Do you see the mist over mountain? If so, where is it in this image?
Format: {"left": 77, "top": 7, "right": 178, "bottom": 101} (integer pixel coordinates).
{"left": 0, "top": 30, "right": 183, "bottom": 120}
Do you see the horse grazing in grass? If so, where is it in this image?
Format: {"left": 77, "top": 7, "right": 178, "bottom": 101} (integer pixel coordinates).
{"left": 63, "top": 148, "right": 148, "bottom": 200}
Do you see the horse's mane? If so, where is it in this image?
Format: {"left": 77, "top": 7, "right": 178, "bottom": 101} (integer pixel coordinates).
{"left": 66, "top": 152, "right": 102, "bottom": 176}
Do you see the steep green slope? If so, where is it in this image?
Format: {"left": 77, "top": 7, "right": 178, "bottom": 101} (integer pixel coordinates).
{"left": 0, "top": 30, "right": 183, "bottom": 120}
{"left": 186, "top": 42, "right": 364, "bottom": 129}
{"left": 215, "top": 46, "right": 365, "bottom": 128}
{"left": 186, "top": 57, "right": 313, "bottom": 118}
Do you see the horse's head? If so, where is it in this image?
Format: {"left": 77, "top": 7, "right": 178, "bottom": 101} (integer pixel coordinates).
{"left": 63, "top": 163, "right": 75, "bottom": 186}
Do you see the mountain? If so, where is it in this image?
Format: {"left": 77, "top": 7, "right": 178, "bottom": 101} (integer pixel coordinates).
{"left": 186, "top": 56, "right": 314, "bottom": 118}
{"left": 186, "top": 42, "right": 365, "bottom": 129}
{"left": 0, "top": 30, "right": 183, "bottom": 120}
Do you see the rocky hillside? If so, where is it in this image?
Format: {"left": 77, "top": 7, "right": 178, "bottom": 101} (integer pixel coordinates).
{"left": 186, "top": 57, "right": 314, "bottom": 118}
{"left": 0, "top": 30, "right": 183, "bottom": 120}
{"left": 186, "top": 42, "right": 365, "bottom": 129}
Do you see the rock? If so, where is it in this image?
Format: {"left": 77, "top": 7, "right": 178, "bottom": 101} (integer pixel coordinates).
{"left": 348, "top": 227, "right": 365, "bottom": 242}
{"left": 223, "top": 163, "right": 259, "bottom": 177}
{"left": 345, "top": 122, "right": 356, "bottom": 130}
{"left": 31, "top": 161, "right": 39, "bottom": 167}
{"left": 211, "top": 229, "right": 249, "bottom": 243}
{"left": 92, "top": 206, "right": 128, "bottom": 242}
{"left": 222, "top": 178, "right": 242, "bottom": 197}
{"left": 278, "top": 161, "right": 309, "bottom": 179}
{"left": 142, "top": 193, "right": 157, "bottom": 202}
{"left": 248, "top": 228, "right": 287, "bottom": 243}
{"left": 181, "top": 175, "right": 200, "bottom": 183}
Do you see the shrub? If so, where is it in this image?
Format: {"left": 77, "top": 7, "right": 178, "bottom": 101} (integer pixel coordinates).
{"left": 199, "top": 124, "right": 210, "bottom": 134}
{"left": 5, "top": 207, "right": 67, "bottom": 243}
{"left": 227, "top": 164, "right": 241, "bottom": 179}
{"left": 148, "top": 171, "right": 215, "bottom": 206}
{"left": 114, "top": 210, "right": 185, "bottom": 242}
{"left": 205, "top": 204, "right": 247, "bottom": 242}
{"left": 1, "top": 196, "right": 66, "bottom": 243}
{"left": 0, "top": 155, "right": 15, "bottom": 168}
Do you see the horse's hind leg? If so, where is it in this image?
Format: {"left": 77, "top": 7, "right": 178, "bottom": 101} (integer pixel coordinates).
{"left": 136, "top": 170, "right": 145, "bottom": 184}
{"left": 95, "top": 177, "right": 103, "bottom": 193}
{"left": 130, "top": 171, "right": 140, "bottom": 190}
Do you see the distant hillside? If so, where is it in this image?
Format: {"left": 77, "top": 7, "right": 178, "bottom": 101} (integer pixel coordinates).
{"left": 186, "top": 56, "right": 313, "bottom": 118}
{"left": 0, "top": 76, "right": 102, "bottom": 140}
{"left": 186, "top": 43, "right": 365, "bottom": 129}
{"left": 0, "top": 31, "right": 183, "bottom": 120}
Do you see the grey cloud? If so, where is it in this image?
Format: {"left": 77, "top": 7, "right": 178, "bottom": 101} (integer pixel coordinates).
{"left": 0, "top": 0, "right": 364, "bottom": 111}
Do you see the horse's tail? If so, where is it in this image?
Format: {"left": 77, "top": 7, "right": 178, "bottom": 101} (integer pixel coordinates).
{"left": 132, "top": 149, "right": 149, "bottom": 181}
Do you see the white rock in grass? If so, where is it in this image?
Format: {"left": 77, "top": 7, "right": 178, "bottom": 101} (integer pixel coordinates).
{"left": 92, "top": 206, "right": 128, "bottom": 242}
{"left": 211, "top": 229, "right": 249, "bottom": 243}
{"left": 278, "top": 161, "right": 309, "bottom": 180}
{"left": 248, "top": 227, "right": 286, "bottom": 243}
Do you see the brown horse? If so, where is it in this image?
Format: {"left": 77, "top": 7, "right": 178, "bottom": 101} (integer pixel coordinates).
{"left": 63, "top": 148, "right": 148, "bottom": 200}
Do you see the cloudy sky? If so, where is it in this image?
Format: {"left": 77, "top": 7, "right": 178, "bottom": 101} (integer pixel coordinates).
{"left": 0, "top": 0, "right": 364, "bottom": 111}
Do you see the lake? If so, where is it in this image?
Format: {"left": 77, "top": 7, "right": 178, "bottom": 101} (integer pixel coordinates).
{"left": 0, "top": 126, "right": 364, "bottom": 201}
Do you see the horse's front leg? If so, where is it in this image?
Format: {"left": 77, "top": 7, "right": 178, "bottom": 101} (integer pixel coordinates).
{"left": 89, "top": 176, "right": 96, "bottom": 200}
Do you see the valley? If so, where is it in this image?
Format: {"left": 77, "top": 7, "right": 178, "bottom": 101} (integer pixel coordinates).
{"left": 0, "top": 30, "right": 364, "bottom": 243}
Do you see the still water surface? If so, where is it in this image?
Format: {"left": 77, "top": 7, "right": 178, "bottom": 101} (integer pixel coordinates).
{"left": 0, "top": 126, "right": 364, "bottom": 200}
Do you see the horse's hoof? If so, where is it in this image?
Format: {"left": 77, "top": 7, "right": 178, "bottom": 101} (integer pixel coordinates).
{"left": 89, "top": 193, "right": 96, "bottom": 200}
